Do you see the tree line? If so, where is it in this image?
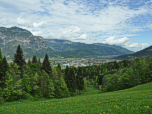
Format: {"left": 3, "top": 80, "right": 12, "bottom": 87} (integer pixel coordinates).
{"left": 0, "top": 44, "right": 86, "bottom": 103}
{"left": 0, "top": 44, "right": 152, "bottom": 104}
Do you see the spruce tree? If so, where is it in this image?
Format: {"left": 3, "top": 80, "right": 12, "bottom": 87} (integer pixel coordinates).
{"left": 57, "top": 63, "right": 61, "bottom": 71}
{"left": 38, "top": 58, "right": 41, "bottom": 65}
{"left": 13, "top": 44, "right": 26, "bottom": 79}
{"left": 23, "top": 58, "right": 27, "bottom": 65}
{"left": 21, "top": 74, "right": 31, "bottom": 93}
{"left": 8, "top": 63, "right": 21, "bottom": 88}
{"left": 0, "top": 48, "right": 4, "bottom": 89}
{"left": 51, "top": 66, "right": 62, "bottom": 98}
{"left": 12, "top": 78, "right": 23, "bottom": 100}
{"left": 39, "top": 70, "right": 53, "bottom": 98}
{"left": 68, "top": 68, "right": 76, "bottom": 96}
{"left": 0, "top": 48, "right": 3, "bottom": 61}
{"left": 41, "top": 53, "right": 52, "bottom": 79}
{"left": 64, "top": 65, "right": 69, "bottom": 87}
{"left": 32, "top": 55, "right": 37, "bottom": 64}
{"left": 79, "top": 76, "right": 84, "bottom": 92}
{"left": 0, "top": 56, "right": 10, "bottom": 89}
{"left": 3, "top": 71, "right": 14, "bottom": 101}
{"left": 55, "top": 67, "right": 69, "bottom": 98}
{"left": 76, "top": 73, "right": 81, "bottom": 92}
{"left": 27, "top": 58, "right": 32, "bottom": 66}
{"left": 21, "top": 64, "right": 37, "bottom": 96}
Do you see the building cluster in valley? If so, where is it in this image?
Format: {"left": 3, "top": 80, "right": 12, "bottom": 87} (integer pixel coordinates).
{"left": 7, "top": 57, "right": 121, "bottom": 68}
{"left": 45, "top": 58, "right": 121, "bottom": 68}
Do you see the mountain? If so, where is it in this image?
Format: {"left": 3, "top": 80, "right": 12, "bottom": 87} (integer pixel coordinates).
{"left": 44, "top": 39, "right": 134, "bottom": 56}
{"left": 0, "top": 26, "right": 48, "bottom": 50}
{"left": 0, "top": 26, "right": 52, "bottom": 60}
{"left": 112, "top": 45, "right": 152, "bottom": 60}
{"left": 0, "top": 26, "right": 134, "bottom": 61}
{"left": 92, "top": 43, "right": 135, "bottom": 55}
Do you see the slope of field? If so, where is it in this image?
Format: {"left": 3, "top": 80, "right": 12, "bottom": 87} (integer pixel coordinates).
{"left": 0, "top": 82, "right": 151, "bottom": 114}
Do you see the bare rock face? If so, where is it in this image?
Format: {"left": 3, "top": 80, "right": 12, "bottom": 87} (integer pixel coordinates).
{"left": 0, "top": 26, "right": 48, "bottom": 51}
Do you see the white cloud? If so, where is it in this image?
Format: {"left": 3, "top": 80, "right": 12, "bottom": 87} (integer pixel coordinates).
{"left": 0, "top": 0, "right": 152, "bottom": 52}
{"left": 33, "top": 21, "right": 47, "bottom": 28}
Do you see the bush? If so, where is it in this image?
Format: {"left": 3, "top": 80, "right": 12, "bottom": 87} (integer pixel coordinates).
{"left": 90, "top": 79, "right": 94, "bottom": 85}
{"left": 0, "top": 96, "right": 4, "bottom": 104}
{"left": 96, "top": 83, "right": 98, "bottom": 89}
{"left": 21, "top": 91, "right": 31, "bottom": 99}
{"left": 87, "top": 80, "right": 90, "bottom": 86}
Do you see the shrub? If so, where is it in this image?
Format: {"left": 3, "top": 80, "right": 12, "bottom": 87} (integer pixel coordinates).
{"left": 90, "top": 79, "right": 94, "bottom": 85}
{"left": 0, "top": 96, "right": 4, "bottom": 104}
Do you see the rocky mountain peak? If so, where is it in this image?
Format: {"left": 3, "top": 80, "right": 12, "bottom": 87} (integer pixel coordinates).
{"left": 0, "top": 26, "right": 48, "bottom": 51}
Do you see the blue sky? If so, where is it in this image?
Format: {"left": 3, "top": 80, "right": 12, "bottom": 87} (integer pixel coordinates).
{"left": 0, "top": 0, "right": 152, "bottom": 52}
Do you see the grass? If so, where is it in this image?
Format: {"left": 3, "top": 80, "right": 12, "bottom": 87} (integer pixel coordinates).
{"left": 0, "top": 82, "right": 151, "bottom": 114}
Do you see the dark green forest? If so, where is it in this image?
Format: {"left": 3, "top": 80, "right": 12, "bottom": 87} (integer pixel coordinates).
{"left": 0, "top": 44, "right": 152, "bottom": 104}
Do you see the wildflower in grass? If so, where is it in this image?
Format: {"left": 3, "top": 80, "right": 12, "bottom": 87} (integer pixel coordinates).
{"left": 144, "top": 106, "right": 149, "bottom": 108}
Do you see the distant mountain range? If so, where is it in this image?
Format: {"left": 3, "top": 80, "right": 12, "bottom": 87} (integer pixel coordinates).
{"left": 0, "top": 26, "right": 137, "bottom": 61}
{"left": 44, "top": 39, "right": 135, "bottom": 56}
{"left": 112, "top": 45, "right": 152, "bottom": 60}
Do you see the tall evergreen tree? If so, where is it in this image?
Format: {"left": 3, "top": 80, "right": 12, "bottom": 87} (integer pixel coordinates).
{"left": 32, "top": 55, "right": 37, "bottom": 64}
{"left": 55, "top": 67, "right": 69, "bottom": 97}
{"left": 0, "top": 56, "right": 10, "bottom": 89}
{"left": 21, "top": 74, "right": 31, "bottom": 93}
{"left": 79, "top": 76, "right": 84, "bottom": 92}
{"left": 8, "top": 63, "right": 21, "bottom": 89}
{"left": 0, "top": 48, "right": 4, "bottom": 89}
{"left": 68, "top": 68, "right": 76, "bottom": 96}
{"left": 0, "top": 48, "right": 3, "bottom": 61}
{"left": 51, "top": 66, "right": 63, "bottom": 98}
{"left": 57, "top": 63, "right": 61, "bottom": 71}
{"left": 21, "top": 64, "right": 37, "bottom": 96}
{"left": 64, "top": 65, "right": 70, "bottom": 86}
{"left": 23, "top": 58, "right": 27, "bottom": 65}
{"left": 13, "top": 44, "right": 26, "bottom": 79}
{"left": 27, "top": 58, "right": 32, "bottom": 66}
{"left": 3, "top": 71, "right": 14, "bottom": 101}
{"left": 39, "top": 70, "right": 54, "bottom": 98}
{"left": 41, "top": 53, "right": 52, "bottom": 79}
{"left": 38, "top": 58, "right": 41, "bottom": 65}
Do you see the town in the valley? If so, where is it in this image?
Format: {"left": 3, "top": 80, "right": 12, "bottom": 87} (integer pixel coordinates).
{"left": 7, "top": 57, "right": 122, "bottom": 68}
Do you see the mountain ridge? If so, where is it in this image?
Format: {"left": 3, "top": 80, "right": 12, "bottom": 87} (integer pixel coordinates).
{"left": 0, "top": 26, "right": 136, "bottom": 60}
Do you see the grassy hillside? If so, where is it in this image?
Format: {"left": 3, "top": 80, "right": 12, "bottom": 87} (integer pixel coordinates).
{"left": 0, "top": 81, "right": 151, "bottom": 114}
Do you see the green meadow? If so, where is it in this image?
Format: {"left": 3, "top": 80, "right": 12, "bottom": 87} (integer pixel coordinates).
{"left": 0, "top": 82, "right": 151, "bottom": 114}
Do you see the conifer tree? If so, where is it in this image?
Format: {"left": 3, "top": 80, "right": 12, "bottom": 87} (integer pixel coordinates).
{"left": 13, "top": 44, "right": 26, "bottom": 79}
{"left": 68, "top": 68, "right": 76, "bottom": 96}
{"left": 32, "top": 55, "right": 37, "bottom": 64}
{"left": 51, "top": 66, "right": 62, "bottom": 98}
{"left": 3, "top": 71, "right": 14, "bottom": 101}
{"left": 27, "top": 58, "right": 32, "bottom": 66}
{"left": 38, "top": 58, "right": 41, "bottom": 65}
{"left": 21, "top": 64, "right": 42, "bottom": 97}
{"left": 39, "top": 70, "right": 54, "bottom": 98}
{"left": 76, "top": 67, "right": 84, "bottom": 92}
{"left": 8, "top": 63, "right": 21, "bottom": 89}
{"left": 83, "top": 77, "right": 87, "bottom": 92}
{"left": 55, "top": 67, "right": 69, "bottom": 97}
{"left": 23, "top": 58, "right": 27, "bottom": 65}
{"left": 64, "top": 65, "right": 70, "bottom": 87}
{"left": 12, "top": 78, "right": 23, "bottom": 100}
{"left": 0, "top": 56, "right": 10, "bottom": 89}
{"left": 22, "top": 60, "right": 42, "bottom": 95}
{"left": 0, "top": 48, "right": 4, "bottom": 89}
{"left": 57, "top": 63, "right": 61, "bottom": 71}
{"left": 21, "top": 74, "right": 31, "bottom": 93}
{"left": 0, "top": 48, "right": 3, "bottom": 62}
{"left": 79, "top": 76, "right": 84, "bottom": 92}
{"left": 41, "top": 53, "right": 52, "bottom": 79}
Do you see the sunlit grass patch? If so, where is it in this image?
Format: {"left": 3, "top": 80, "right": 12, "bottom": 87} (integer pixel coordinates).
{"left": 0, "top": 82, "right": 152, "bottom": 114}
